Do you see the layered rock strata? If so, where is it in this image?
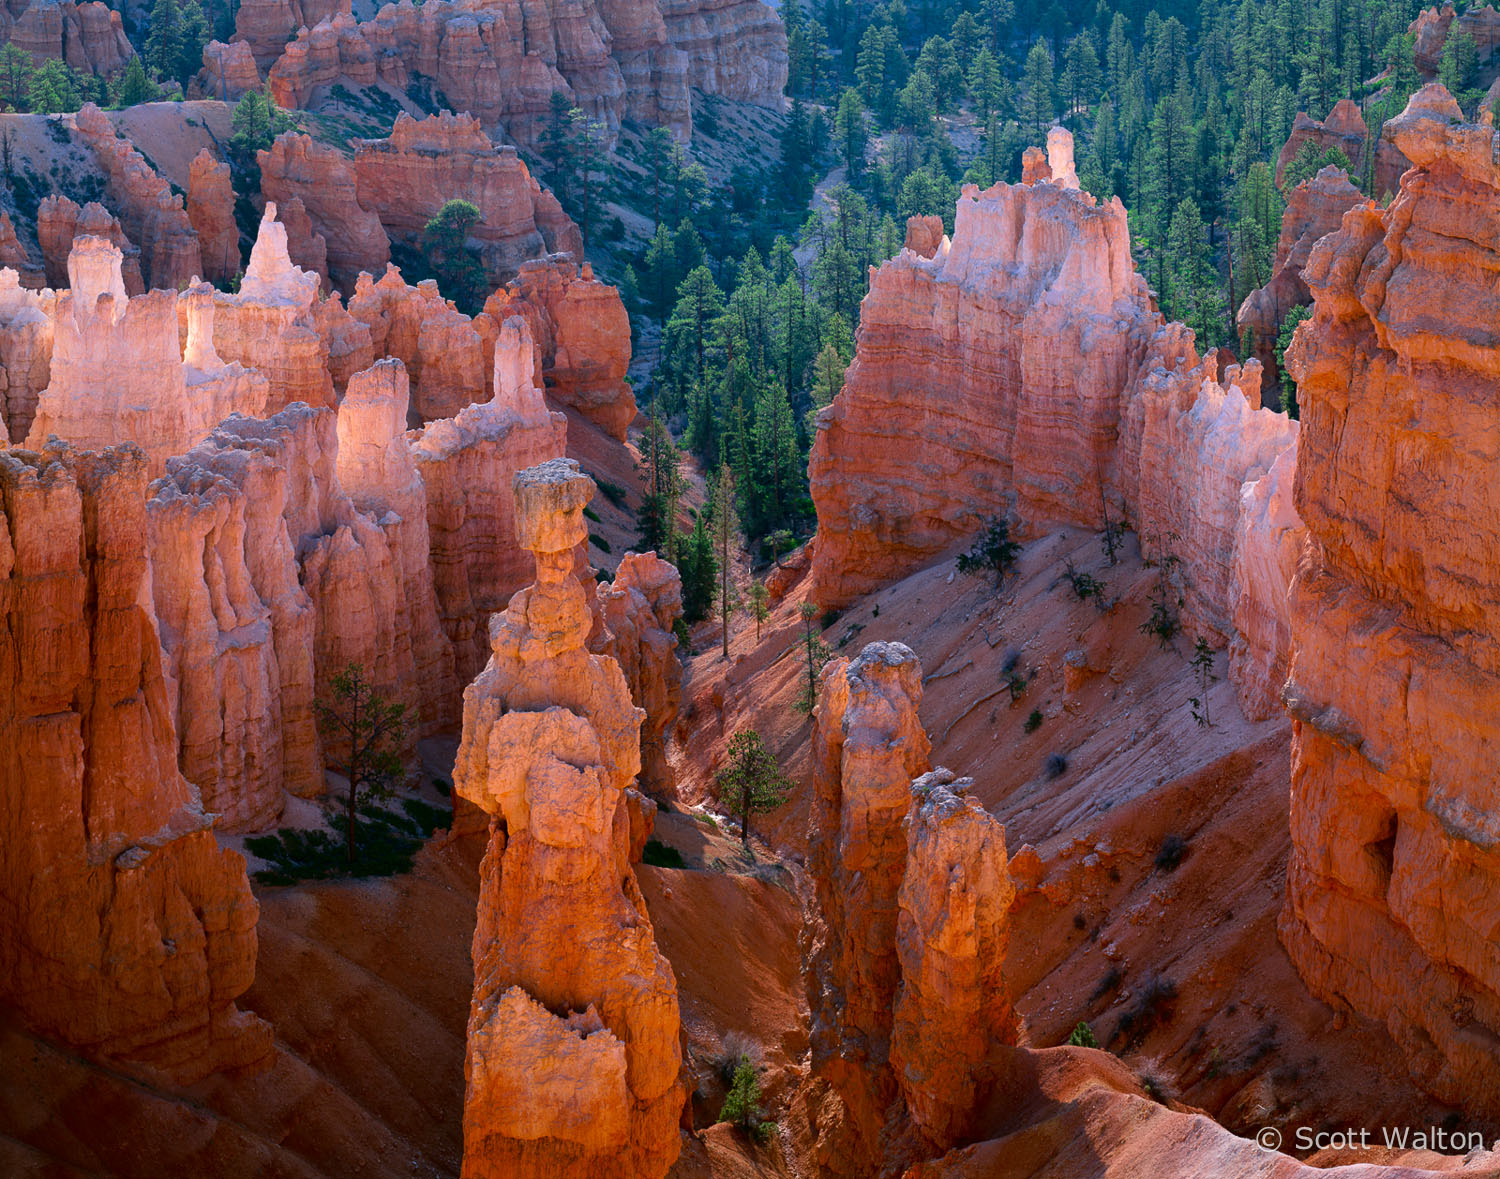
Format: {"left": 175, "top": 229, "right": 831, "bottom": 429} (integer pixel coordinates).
{"left": 1280, "top": 85, "right": 1500, "bottom": 1114}
{"left": 352, "top": 112, "right": 582, "bottom": 286}
{"left": 455, "top": 457, "right": 682, "bottom": 1178}
{"left": 336, "top": 358, "right": 457, "bottom": 733}
{"left": 187, "top": 149, "right": 241, "bottom": 286}
{"left": 484, "top": 258, "right": 635, "bottom": 439}
{"left": 1273, "top": 99, "right": 1368, "bottom": 187}
{"left": 591, "top": 551, "right": 683, "bottom": 799}
{"left": 1410, "top": 2, "right": 1500, "bottom": 78}
{"left": 263, "top": 0, "right": 782, "bottom": 146}
{"left": 1237, "top": 166, "right": 1369, "bottom": 390}
{"left": 73, "top": 103, "right": 204, "bottom": 291}
{"left": 259, "top": 131, "right": 390, "bottom": 292}
{"left": 4, "top": 0, "right": 133, "bottom": 76}
{"left": 0, "top": 439, "right": 271, "bottom": 1083}
{"left": 212, "top": 204, "right": 336, "bottom": 411}
{"left": 0, "top": 210, "right": 45, "bottom": 291}
{"left": 26, "top": 237, "right": 268, "bottom": 475}
{"left": 195, "top": 38, "right": 262, "bottom": 99}
{"left": 0, "top": 270, "right": 52, "bottom": 443}
{"left": 149, "top": 401, "right": 425, "bottom": 830}
{"left": 233, "top": 0, "right": 351, "bottom": 67}
{"left": 807, "top": 642, "right": 1017, "bottom": 1176}
{"left": 37, "top": 193, "right": 144, "bottom": 293}
{"left": 410, "top": 315, "right": 567, "bottom": 685}
{"left": 807, "top": 129, "right": 1302, "bottom": 719}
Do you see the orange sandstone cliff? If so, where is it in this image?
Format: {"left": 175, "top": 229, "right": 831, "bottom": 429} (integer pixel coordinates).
{"left": 454, "top": 458, "right": 683, "bottom": 1178}
{"left": 0, "top": 440, "right": 271, "bottom": 1084}
{"left": 1280, "top": 84, "right": 1500, "bottom": 1117}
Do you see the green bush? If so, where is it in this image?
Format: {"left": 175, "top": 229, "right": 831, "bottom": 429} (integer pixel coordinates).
{"left": 1066, "top": 1021, "right": 1098, "bottom": 1048}
{"left": 642, "top": 839, "right": 686, "bottom": 868}
{"left": 247, "top": 797, "right": 452, "bottom": 885}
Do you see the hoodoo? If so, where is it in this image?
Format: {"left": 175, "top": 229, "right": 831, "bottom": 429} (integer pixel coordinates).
{"left": 454, "top": 458, "right": 683, "bottom": 1178}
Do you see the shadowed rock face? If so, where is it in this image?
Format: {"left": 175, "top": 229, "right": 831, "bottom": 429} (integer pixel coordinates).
{"left": 1280, "top": 84, "right": 1500, "bottom": 1118}
{"left": 0, "top": 440, "right": 271, "bottom": 1084}
{"left": 455, "top": 457, "right": 683, "bottom": 1179}
{"left": 1237, "top": 165, "right": 1369, "bottom": 391}
{"left": 259, "top": 0, "right": 783, "bottom": 147}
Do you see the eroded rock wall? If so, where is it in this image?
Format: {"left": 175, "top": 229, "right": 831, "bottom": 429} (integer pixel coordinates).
{"left": 807, "top": 130, "right": 1303, "bottom": 721}
{"left": 0, "top": 440, "right": 271, "bottom": 1083}
{"left": 806, "top": 642, "right": 1017, "bottom": 1176}
{"left": 1280, "top": 85, "right": 1500, "bottom": 1115}
{"left": 455, "top": 457, "right": 682, "bottom": 1178}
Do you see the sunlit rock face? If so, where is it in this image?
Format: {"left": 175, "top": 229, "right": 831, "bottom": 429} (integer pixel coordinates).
{"left": 484, "top": 258, "right": 635, "bottom": 440}
{"left": 1280, "top": 84, "right": 1500, "bottom": 1116}
{"left": 0, "top": 439, "right": 271, "bottom": 1084}
{"left": 455, "top": 458, "right": 682, "bottom": 1179}
{"left": 26, "top": 237, "right": 268, "bottom": 477}
{"left": 591, "top": 551, "right": 684, "bottom": 800}
{"left": 807, "top": 130, "right": 1301, "bottom": 718}
{"left": 410, "top": 315, "right": 568, "bottom": 686}
{"left": 806, "top": 642, "right": 1018, "bottom": 1176}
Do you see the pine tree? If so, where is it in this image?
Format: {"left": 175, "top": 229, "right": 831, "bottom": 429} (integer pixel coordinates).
{"left": 1022, "top": 40, "right": 1055, "bottom": 138}
{"left": 715, "top": 729, "right": 791, "bottom": 848}
{"left": 711, "top": 467, "right": 739, "bottom": 657}
{"left": 422, "top": 199, "right": 487, "bottom": 314}
{"left": 112, "top": 56, "right": 161, "bottom": 107}
{"left": 315, "top": 663, "right": 409, "bottom": 865}
{"left": 0, "top": 44, "right": 32, "bottom": 111}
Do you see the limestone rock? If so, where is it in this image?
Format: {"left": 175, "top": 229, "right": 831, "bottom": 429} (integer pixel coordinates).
{"left": 1273, "top": 99, "right": 1368, "bottom": 188}
{"left": 27, "top": 238, "right": 268, "bottom": 476}
{"left": 591, "top": 551, "right": 683, "bottom": 799}
{"left": 259, "top": 131, "right": 390, "bottom": 292}
{"left": 233, "top": 0, "right": 352, "bottom": 67}
{"left": 807, "top": 643, "right": 1018, "bottom": 1174}
{"left": 1373, "top": 83, "right": 1463, "bottom": 200}
{"left": 349, "top": 265, "right": 485, "bottom": 421}
{"left": 0, "top": 440, "right": 271, "bottom": 1083}
{"left": 1237, "top": 166, "right": 1369, "bottom": 390}
{"left": 72, "top": 103, "right": 203, "bottom": 291}
{"left": 212, "top": 204, "right": 335, "bottom": 411}
{"left": 807, "top": 168, "right": 1159, "bottom": 607}
{"left": 903, "top": 214, "right": 944, "bottom": 259}
{"left": 352, "top": 112, "right": 583, "bottom": 286}
{"left": 187, "top": 149, "right": 241, "bottom": 286}
{"left": 410, "top": 315, "right": 567, "bottom": 684}
{"left": 37, "top": 194, "right": 144, "bottom": 293}
{"left": 1280, "top": 84, "right": 1500, "bottom": 1116}
{"left": 9, "top": 0, "right": 134, "bottom": 76}
{"left": 1409, "top": 2, "right": 1500, "bottom": 78}
{"left": 484, "top": 258, "right": 635, "bottom": 439}
{"left": 455, "top": 456, "right": 682, "bottom": 1178}
{"left": 336, "top": 358, "right": 457, "bottom": 733}
{"left": 0, "top": 270, "right": 53, "bottom": 444}
{"left": 0, "top": 210, "right": 44, "bottom": 290}
{"left": 891, "top": 769, "right": 1018, "bottom": 1148}
{"left": 658, "top": 0, "right": 787, "bottom": 105}
{"left": 150, "top": 400, "right": 423, "bottom": 828}
{"left": 195, "top": 38, "right": 262, "bottom": 99}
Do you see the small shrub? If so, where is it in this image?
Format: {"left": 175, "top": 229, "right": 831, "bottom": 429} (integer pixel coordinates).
{"left": 1024, "top": 709, "right": 1044, "bottom": 733}
{"left": 596, "top": 478, "right": 629, "bottom": 507}
{"left": 1115, "top": 976, "right": 1178, "bottom": 1049}
{"left": 583, "top": 505, "right": 601, "bottom": 522}
{"left": 1064, "top": 560, "right": 1106, "bottom": 605}
{"left": 958, "top": 517, "right": 1022, "bottom": 588}
{"left": 1140, "top": 600, "right": 1179, "bottom": 648}
{"left": 1067, "top": 1021, "right": 1098, "bottom": 1048}
{"left": 1155, "top": 834, "right": 1188, "bottom": 873}
{"left": 1045, "top": 752, "right": 1068, "bottom": 779}
{"left": 589, "top": 532, "right": 612, "bottom": 553}
{"left": 642, "top": 839, "right": 686, "bottom": 868}
{"left": 719, "top": 1053, "right": 773, "bottom": 1141}
{"left": 431, "top": 777, "right": 451, "bottom": 795}
{"left": 1090, "top": 966, "right": 1123, "bottom": 1003}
